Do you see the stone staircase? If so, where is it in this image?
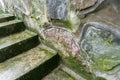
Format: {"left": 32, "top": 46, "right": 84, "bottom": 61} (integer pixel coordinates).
{"left": 0, "top": 13, "right": 60, "bottom": 80}
{"left": 0, "top": 14, "right": 85, "bottom": 80}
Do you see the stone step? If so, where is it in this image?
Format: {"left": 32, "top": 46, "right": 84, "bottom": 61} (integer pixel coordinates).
{"left": 0, "top": 44, "right": 59, "bottom": 80}
{"left": 0, "top": 19, "right": 25, "bottom": 38}
{"left": 0, "top": 14, "right": 15, "bottom": 23}
{"left": 42, "top": 66, "right": 75, "bottom": 80}
{"left": 61, "top": 65, "right": 86, "bottom": 80}
{"left": 0, "top": 30, "right": 40, "bottom": 62}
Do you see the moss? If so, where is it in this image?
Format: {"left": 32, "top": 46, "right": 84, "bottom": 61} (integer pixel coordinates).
{"left": 0, "top": 19, "right": 21, "bottom": 27}
{"left": 43, "top": 68, "right": 75, "bottom": 80}
{"left": 61, "top": 56, "right": 96, "bottom": 80}
{"left": 81, "top": 26, "right": 120, "bottom": 75}
{"left": 92, "top": 51, "right": 120, "bottom": 72}
{"left": 40, "top": 48, "right": 51, "bottom": 55}
{"left": 51, "top": 19, "right": 73, "bottom": 30}
{"left": 95, "top": 77, "right": 106, "bottom": 80}
{"left": 0, "top": 14, "right": 12, "bottom": 18}
{"left": 0, "top": 30, "right": 36, "bottom": 45}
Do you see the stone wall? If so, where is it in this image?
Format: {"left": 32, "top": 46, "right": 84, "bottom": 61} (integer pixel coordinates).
{"left": 0, "top": 0, "right": 103, "bottom": 58}
{"left": 2, "top": 0, "right": 120, "bottom": 80}
{"left": 0, "top": 0, "right": 103, "bottom": 72}
{"left": 0, "top": 0, "right": 104, "bottom": 32}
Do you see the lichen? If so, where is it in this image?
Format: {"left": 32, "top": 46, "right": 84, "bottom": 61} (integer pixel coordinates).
{"left": 80, "top": 25, "right": 120, "bottom": 80}
{"left": 51, "top": 20, "right": 73, "bottom": 30}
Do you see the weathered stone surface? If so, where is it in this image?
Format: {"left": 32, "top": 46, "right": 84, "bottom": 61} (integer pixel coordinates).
{"left": 46, "top": 0, "right": 68, "bottom": 20}
{"left": 0, "top": 30, "right": 39, "bottom": 62}
{"left": 74, "top": 0, "right": 97, "bottom": 10}
{"left": 110, "top": 0, "right": 120, "bottom": 14}
{"left": 44, "top": 26, "right": 82, "bottom": 59}
{"left": 0, "top": 44, "right": 58, "bottom": 80}
{"left": 68, "top": 11, "right": 81, "bottom": 32}
{"left": 0, "top": 19, "right": 25, "bottom": 38}
{"left": 78, "top": 0, "right": 104, "bottom": 16}
{"left": 0, "top": 14, "right": 15, "bottom": 23}
{"left": 0, "top": 0, "right": 7, "bottom": 12}
{"left": 42, "top": 66, "right": 74, "bottom": 80}
{"left": 11, "top": 0, "right": 48, "bottom": 39}
{"left": 80, "top": 22, "right": 120, "bottom": 80}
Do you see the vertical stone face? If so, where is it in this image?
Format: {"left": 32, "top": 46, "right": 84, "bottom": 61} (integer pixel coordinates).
{"left": 46, "top": 0, "right": 68, "bottom": 20}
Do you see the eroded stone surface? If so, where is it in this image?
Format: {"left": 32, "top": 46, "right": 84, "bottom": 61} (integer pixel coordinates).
{"left": 80, "top": 22, "right": 120, "bottom": 80}
{"left": 44, "top": 26, "right": 81, "bottom": 58}
{"left": 111, "top": 0, "right": 120, "bottom": 14}
{"left": 46, "top": 0, "right": 68, "bottom": 20}
{"left": 74, "top": 0, "right": 97, "bottom": 10}
{"left": 0, "top": 45, "right": 56, "bottom": 80}
{"left": 78, "top": 0, "right": 104, "bottom": 16}
{"left": 42, "top": 68, "right": 74, "bottom": 80}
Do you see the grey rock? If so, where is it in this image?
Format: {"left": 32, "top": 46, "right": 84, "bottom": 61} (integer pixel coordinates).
{"left": 80, "top": 22, "right": 120, "bottom": 80}
{"left": 46, "top": 0, "right": 68, "bottom": 20}
{"left": 110, "top": 0, "right": 120, "bottom": 14}
{"left": 79, "top": 0, "right": 104, "bottom": 16}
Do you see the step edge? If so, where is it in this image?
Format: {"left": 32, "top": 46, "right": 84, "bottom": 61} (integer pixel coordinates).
{"left": 0, "top": 14, "right": 14, "bottom": 19}
{"left": 61, "top": 65, "right": 86, "bottom": 80}
{"left": 0, "top": 19, "right": 22, "bottom": 28}
{"left": 0, "top": 45, "right": 58, "bottom": 80}
{"left": 0, "top": 30, "right": 38, "bottom": 49}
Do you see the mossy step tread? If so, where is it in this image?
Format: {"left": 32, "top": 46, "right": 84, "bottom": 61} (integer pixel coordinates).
{"left": 0, "top": 14, "right": 15, "bottom": 23}
{"left": 0, "top": 19, "right": 22, "bottom": 27}
{"left": 42, "top": 68, "right": 75, "bottom": 80}
{"left": 0, "top": 30, "right": 37, "bottom": 49}
{"left": 0, "top": 14, "right": 13, "bottom": 19}
{"left": 0, "top": 44, "right": 57, "bottom": 80}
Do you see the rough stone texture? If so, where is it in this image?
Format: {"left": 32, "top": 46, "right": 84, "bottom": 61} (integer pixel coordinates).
{"left": 46, "top": 0, "right": 81, "bottom": 32}
{"left": 0, "top": 1, "right": 118, "bottom": 80}
{"left": 79, "top": 5, "right": 120, "bottom": 80}
{"left": 0, "top": 0, "right": 14, "bottom": 13}
{"left": 0, "top": 14, "right": 15, "bottom": 23}
{"left": 42, "top": 68, "right": 74, "bottom": 80}
{"left": 46, "top": 0, "right": 68, "bottom": 20}
{"left": 0, "top": 0, "right": 82, "bottom": 60}
{"left": 74, "top": 0, "right": 97, "bottom": 10}
{"left": 110, "top": 0, "right": 120, "bottom": 14}
{"left": 0, "top": 0, "right": 81, "bottom": 32}
{"left": 79, "top": 0, "right": 104, "bottom": 16}
{"left": 61, "top": 65, "right": 86, "bottom": 80}
{"left": 44, "top": 26, "right": 82, "bottom": 59}
{"left": 0, "top": 45, "right": 57, "bottom": 80}
{"left": 80, "top": 22, "right": 120, "bottom": 80}
{"left": 13, "top": 0, "right": 48, "bottom": 39}
{"left": 0, "top": 19, "right": 26, "bottom": 38}
{"left": 0, "top": 0, "right": 7, "bottom": 12}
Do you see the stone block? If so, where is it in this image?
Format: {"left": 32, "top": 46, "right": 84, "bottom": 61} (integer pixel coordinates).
{"left": 80, "top": 22, "right": 120, "bottom": 80}
{"left": 46, "top": 0, "right": 68, "bottom": 20}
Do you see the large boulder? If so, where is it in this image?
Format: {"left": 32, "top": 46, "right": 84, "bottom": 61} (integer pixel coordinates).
{"left": 80, "top": 22, "right": 120, "bottom": 80}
